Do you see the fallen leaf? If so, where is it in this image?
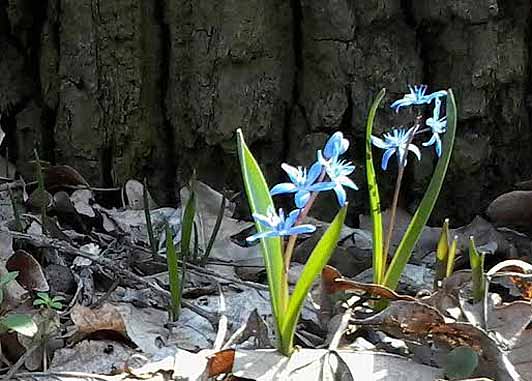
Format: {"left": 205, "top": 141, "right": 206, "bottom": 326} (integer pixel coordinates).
{"left": 6, "top": 249, "right": 49, "bottom": 291}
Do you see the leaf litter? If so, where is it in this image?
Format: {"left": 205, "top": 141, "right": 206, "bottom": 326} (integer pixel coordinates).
{"left": 0, "top": 157, "right": 530, "bottom": 381}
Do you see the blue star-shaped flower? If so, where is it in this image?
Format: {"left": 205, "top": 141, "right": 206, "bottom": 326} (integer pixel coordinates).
{"left": 270, "top": 162, "right": 335, "bottom": 208}
{"left": 422, "top": 98, "right": 447, "bottom": 157}
{"left": 317, "top": 150, "right": 358, "bottom": 207}
{"left": 246, "top": 208, "right": 316, "bottom": 242}
{"left": 371, "top": 127, "right": 422, "bottom": 170}
{"left": 390, "top": 85, "right": 447, "bottom": 112}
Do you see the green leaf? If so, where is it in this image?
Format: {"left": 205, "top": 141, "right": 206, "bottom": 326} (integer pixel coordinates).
{"left": 444, "top": 346, "right": 479, "bottom": 379}
{"left": 236, "top": 129, "right": 285, "bottom": 337}
{"left": 435, "top": 218, "right": 450, "bottom": 287}
{"left": 166, "top": 225, "right": 182, "bottom": 321}
{"left": 365, "top": 89, "right": 386, "bottom": 284}
{"left": 36, "top": 292, "right": 49, "bottom": 301}
{"left": 144, "top": 178, "right": 158, "bottom": 257}
{"left": 280, "top": 206, "right": 347, "bottom": 355}
{"left": 384, "top": 89, "right": 458, "bottom": 290}
{"left": 469, "top": 236, "right": 485, "bottom": 302}
{"left": 0, "top": 271, "right": 19, "bottom": 286}
{"left": 446, "top": 235, "right": 458, "bottom": 278}
{"left": 33, "top": 299, "right": 46, "bottom": 307}
{"left": 201, "top": 195, "right": 226, "bottom": 266}
{"left": 1, "top": 314, "right": 38, "bottom": 337}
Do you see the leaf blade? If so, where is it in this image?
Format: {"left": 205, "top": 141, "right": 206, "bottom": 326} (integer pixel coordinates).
{"left": 365, "top": 89, "right": 386, "bottom": 284}
{"left": 1, "top": 314, "right": 38, "bottom": 337}
{"left": 236, "top": 129, "right": 285, "bottom": 334}
{"left": 281, "top": 206, "right": 347, "bottom": 353}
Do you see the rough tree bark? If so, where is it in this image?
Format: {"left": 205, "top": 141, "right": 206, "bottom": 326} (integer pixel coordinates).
{"left": 1, "top": 0, "right": 531, "bottom": 225}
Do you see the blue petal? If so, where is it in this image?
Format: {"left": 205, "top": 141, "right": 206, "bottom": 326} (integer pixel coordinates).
{"left": 285, "top": 209, "right": 300, "bottom": 229}
{"left": 281, "top": 163, "right": 300, "bottom": 184}
{"left": 422, "top": 133, "right": 437, "bottom": 148}
{"left": 295, "top": 190, "right": 311, "bottom": 209}
{"left": 371, "top": 136, "right": 389, "bottom": 150}
{"left": 317, "top": 150, "right": 328, "bottom": 166}
{"left": 381, "top": 148, "right": 395, "bottom": 170}
{"left": 428, "top": 90, "right": 447, "bottom": 102}
{"left": 435, "top": 136, "right": 442, "bottom": 157}
{"left": 246, "top": 230, "right": 278, "bottom": 242}
{"left": 338, "top": 176, "right": 358, "bottom": 190}
{"left": 284, "top": 224, "right": 316, "bottom": 236}
{"left": 270, "top": 183, "right": 297, "bottom": 196}
{"left": 323, "top": 132, "right": 342, "bottom": 159}
{"left": 307, "top": 161, "right": 322, "bottom": 184}
{"left": 333, "top": 183, "right": 347, "bottom": 206}
{"left": 308, "top": 181, "right": 336, "bottom": 192}
{"left": 252, "top": 213, "right": 276, "bottom": 229}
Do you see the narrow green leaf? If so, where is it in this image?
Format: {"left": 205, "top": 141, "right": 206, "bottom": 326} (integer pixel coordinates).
{"left": 236, "top": 129, "right": 285, "bottom": 336}
{"left": 201, "top": 195, "right": 226, "bottom": 266}
{"left": 365, "top": 89, "right": 386, "bottom": 284}
{"left": 166, "top": 225, "right": 182, "bottom": 321}
{"left": 435, "top": 218, "right": 450, "bottom": 287}
{"left": 280, "top": 206, "right": 347, "bottom": 355}
{"left": 384, "top": 89, "right": 458, "bottom": 290}
{"left": 469, "top": 236, "right": 485, "bottom": 302}
{"left": 1, "top": 314, "right": 38, "bottom": 337}
{"left": 143, "top": 178, "right": 158, "bottom": 257}
{"left": 446, "top": 235, "right": 458, "bottom": 278}
{"left": 181, "top": 189, "right": 196, "bottom": 261}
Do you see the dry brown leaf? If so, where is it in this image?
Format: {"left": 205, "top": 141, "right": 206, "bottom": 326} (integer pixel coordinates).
{"left": 6, "top": 249, "right": 49, "bottom": 292}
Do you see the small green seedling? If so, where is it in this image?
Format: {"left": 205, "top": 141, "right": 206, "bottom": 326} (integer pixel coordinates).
{"left": 0, "top": 272, "right": 38, "bottom": 337}
{"left": 434, "top": 218, "right": 450, "bottom": 287}
{"left": 33, "top": 292, "right": 65, "bottom": 311}
{"left": 469, "top": 237, "right": 485, "bottom": 302}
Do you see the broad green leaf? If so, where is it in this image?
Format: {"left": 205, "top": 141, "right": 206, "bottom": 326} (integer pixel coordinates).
{"left": 236, "top": 129, "right": 285, "bottom": 336}
{"left": 384, "top": 89, "right": 458, "bottom": 290}
{"left": 444, "top": 346, "right": 478, "bottom": 379}
{"left": 166, "top": 225, "right": 182, "bottom": 321}
{"left": 469, "top": 237, "right": 485, "bottom": 302}
{"left": 1, "top": 314, "right": 38, "bottom": 337}
{"left": 365, "top": 89, "right": 386, "bottom": 284}
{"left": 280, "top": 206, "right": 347, "bottom": 355}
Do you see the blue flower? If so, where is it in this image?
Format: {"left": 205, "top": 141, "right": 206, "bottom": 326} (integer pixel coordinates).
{"left": 317, "top": 151, "right": 358, "bottom": 206}
{"left": 270, "top": 162, "right": 335, "bottom": 208}
{"left": 390, "top": 85, "right": 447, "bottom": 112}
{"left": 422, "top": 98, "right": 447, "bottom": 157}
{"left": 246, "top": 208, "right": 316, "bottom": 242}
{"left": 371, "top": 127, "right": 421, "bottom": 170}
{"left": 322, "top": 131, "right": 349, "bottom": 160}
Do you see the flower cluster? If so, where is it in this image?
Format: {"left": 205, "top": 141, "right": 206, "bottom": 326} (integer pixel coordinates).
{"left": 371, "top": 85, "right": 448, "bottom": 169}
{"left": 247, "top": 132, "right": 356, "bottom": 242}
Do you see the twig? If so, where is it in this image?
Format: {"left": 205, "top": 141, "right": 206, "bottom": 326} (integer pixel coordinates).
{"left": 12, "top": 371, "right": 123, "bottom": 381}
{"left": 212, "top": 285, "right": 228, "bottom": 351}
{"left": 2, "top": 342, "right": 40, "bottom": 380}
{"left": 8, "top": 230, "right": 218, "bottom": 327}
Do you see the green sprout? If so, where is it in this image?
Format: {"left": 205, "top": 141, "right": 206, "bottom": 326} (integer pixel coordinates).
{"left": 33, "top": 292, "right": 65, "bottom": 311}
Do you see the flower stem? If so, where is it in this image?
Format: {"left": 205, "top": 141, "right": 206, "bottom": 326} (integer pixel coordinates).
{"left": 382, "top": 116, "right": 423, "bottom": 277}
{"left": 283, "top": 170, "right": 327, "bottom": 273}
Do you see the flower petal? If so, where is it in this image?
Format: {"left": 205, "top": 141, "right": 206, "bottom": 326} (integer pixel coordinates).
{"left": 323, "top": 132, "right": 342, "bottom": 159}
{"left": 246, "top": 230, "right": 278, "bottom": 243}
{"left": 295, "top": 190, "right": 311, "bottom": 208}
{"left": 333, "top": 183, "right": 347, "bottom": 206}
{"left": 270, "top": 182, "right": 297, "bottom": 196}
{"left": 338, "top": 176, "right": 359, "bottom": 190}
{"left": 408, "top": 144, "right": 422, "bottom": 161}
{"left": 422, "top": 133, "right": 437, "bottom": 148}
{"left": 371, "top": 135, "right": 388, "bottom": 149}
{"left": 435, "top": 136, "right": 442, "bottom": 157}
{"left": 285, "top": 209, "right": 300, "bottom": 229}
{"left": 307, "top": 161, "right": 322, "bottom": 184}
{"left": 281, "top": 163, "right": 300, "bottom": 184}
{"left": 252, "top": 213, "right": 276, "bottom": 229}
{"left": 381, "top": 148, "right": 395, "bottom": 170}
{"left": 284, "top": 224, "right": 316, "bottom": 236}
{"left": 308, "top": 181, "right": 336, "bottom": 192}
